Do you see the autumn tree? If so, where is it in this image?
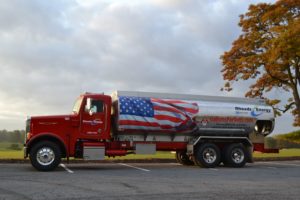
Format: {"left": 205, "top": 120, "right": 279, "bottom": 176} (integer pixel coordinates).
{"left": 221, "top": 0, "right": 300, "bottom": 126}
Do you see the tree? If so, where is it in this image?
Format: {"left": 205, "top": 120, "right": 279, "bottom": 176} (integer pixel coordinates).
{"left": 221, "top": 0, "right": 300, "bottom": 125}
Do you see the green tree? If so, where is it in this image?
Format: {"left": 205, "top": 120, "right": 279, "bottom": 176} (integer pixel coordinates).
{"left": 221, "top": 0, "right": 300, "bottom": 125}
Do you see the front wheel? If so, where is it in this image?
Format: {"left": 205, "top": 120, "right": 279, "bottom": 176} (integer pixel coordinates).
{"left": 193, "top": 143, "right": 221, "bottom": 168}
{"left": 30, "top": 141, "right": 61, "bottom": 171}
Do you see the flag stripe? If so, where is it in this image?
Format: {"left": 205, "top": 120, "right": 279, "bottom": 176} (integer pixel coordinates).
{"left": 119, "top": 120, "right": 174, "bottom": 129}
{"left": 118, "top": 96, "right": 199, "bottom": 133}
{"left": 119, "top": 115, "right": 182, "bottom": 126}
{"left": 154, "top": 114, "right": 185, "bottom": 123}
{"left": 154, "top": 109, "right": 186, "bottom": 120}
{"left": 151, "top": 98, "right": 187, "bottom": 104}
{"left": 152, "top": 100, "right": 198, "bottom": 114}
{"left": 152, "top": 99, "right": 198, "bottom": 109}
{"left": 119, "top": 125, "right": 176, "bottom": 132}
{"left": 153, "top": 105, "right": 182, "bottom": 113}
{"left": 175, "top": 106, "right": 198, "bottom": 114}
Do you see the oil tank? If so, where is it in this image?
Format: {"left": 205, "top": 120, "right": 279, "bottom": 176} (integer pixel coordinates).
{"left": 111, "top": 91, "right": 274, "bottom": 138}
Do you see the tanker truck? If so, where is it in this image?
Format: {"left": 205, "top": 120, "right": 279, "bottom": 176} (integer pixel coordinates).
{"left": 24, "top": 91, "right": 278, "bottom": 171}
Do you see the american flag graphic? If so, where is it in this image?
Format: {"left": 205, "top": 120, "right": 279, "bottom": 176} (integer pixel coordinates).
{"left": 118, "top": 96, "right": 199, "bottom": 132}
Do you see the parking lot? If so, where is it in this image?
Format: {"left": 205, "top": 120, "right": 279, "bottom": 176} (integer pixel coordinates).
{"left": 0, "top": 161, "right": 299, "bottom": 200}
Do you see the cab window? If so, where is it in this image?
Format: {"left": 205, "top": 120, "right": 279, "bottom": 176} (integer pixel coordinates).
{"left": 90, "top": 99, "right": 104, "bottom": 113}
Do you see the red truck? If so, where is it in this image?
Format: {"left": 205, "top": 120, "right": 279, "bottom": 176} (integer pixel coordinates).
{"left": 24, "top": 91, "right": 277, "bottom": 171}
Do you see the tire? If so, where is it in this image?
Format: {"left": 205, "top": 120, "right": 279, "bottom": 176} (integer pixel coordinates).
{"left": 223, "top": 143, "right": 247, "bottom": 168}
{"left": 175, "top": 151, "right": 194, "bottom": 165}
{"left": 193, "top": 143, "right": 221, "bottom": 168}
{"left": 30, "top": 141, "right": 61, "bottom": 171}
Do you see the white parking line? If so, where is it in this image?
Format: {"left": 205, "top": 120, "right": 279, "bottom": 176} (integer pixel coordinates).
{"left": 208, "top": 168, "right": 218, "bottom": 171}
{"left": 60, "top": 164, "right": 74, "bottom": 173}
{"left": 118, "top": 163, "right": 150, "bottom": 172}
{"left": 167, "top": 163, "right": 181, "bottom": 165}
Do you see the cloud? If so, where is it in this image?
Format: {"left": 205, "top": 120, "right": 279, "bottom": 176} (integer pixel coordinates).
{"left": 0, "top": 0, "right": 295, "bottom": 134}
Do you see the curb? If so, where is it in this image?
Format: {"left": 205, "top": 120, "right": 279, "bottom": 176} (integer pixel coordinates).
{"left": 0, "top": 157, "right": 300, "bottom": 164}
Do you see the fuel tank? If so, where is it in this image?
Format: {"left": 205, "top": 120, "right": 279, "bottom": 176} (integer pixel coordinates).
{"left": 111, "top": 91, "right": 274, "bottom": 137}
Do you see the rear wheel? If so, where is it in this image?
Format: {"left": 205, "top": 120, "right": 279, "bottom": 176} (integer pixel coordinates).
{"left": 30, "top": 141, "right": 61, "bottom": 171}
{"left": 223, "top": 143, "right": 247, "bottom": 168}
{"left": 175, "top": 151, "right": 194, "bottom": 165}
{"left": 193, "top": 143, "right": 221, "bottom": 168}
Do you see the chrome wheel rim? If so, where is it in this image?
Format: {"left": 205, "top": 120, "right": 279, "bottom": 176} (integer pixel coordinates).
{"left": 202, "top": 147, "right": 217, "bottom": 164}
{"left": 36, "top": 147, "right": 55, "bottom": 166}
{"left": 231, "top": 148, "right": 244, "bottom": 164}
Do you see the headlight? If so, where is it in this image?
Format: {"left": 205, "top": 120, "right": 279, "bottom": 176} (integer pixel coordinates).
{"left": 254, "top": 124, "right": 258, "bottom": 132}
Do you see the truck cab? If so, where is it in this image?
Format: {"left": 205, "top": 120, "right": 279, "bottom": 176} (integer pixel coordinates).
{"left": 74, "top": 93, "right": 112, "bottom": 140}
{"left": 24, "top": 93, "right": 112, "bottom": 171}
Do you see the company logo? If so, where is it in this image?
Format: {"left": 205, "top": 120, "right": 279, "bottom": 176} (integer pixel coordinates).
{"left": 252, "top": 107, "right": 272, "bottom": 116}
{"left": 250, "top": 109, "right": 263, "bottom": 117}
{"left": 235, "top": 106, "right": 271, "bottom": 117}
{"left": 235, "top": 106, "right": 251, "bottom": 115}
{"left": 235, "top": 106, "right": 252, "bottom": 111}
{"left": 82, "top": 120, "right": 102, "bottom": 126}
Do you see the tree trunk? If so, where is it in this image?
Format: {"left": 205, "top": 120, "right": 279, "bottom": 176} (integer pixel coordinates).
{"left": 287, "top": 66, "right": 300, "bottom": 125}
{"left": 291, "top": 85, "right": 300, "bottom": 125}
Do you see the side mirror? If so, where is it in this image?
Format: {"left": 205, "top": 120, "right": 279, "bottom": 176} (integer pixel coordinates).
{"left": 85, "top": 98, "right": 97, "bottom": 116}
{"left": 85, "top": 98, "right": 92, "bottom": 112}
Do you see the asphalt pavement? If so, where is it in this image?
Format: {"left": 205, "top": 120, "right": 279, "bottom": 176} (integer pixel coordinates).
{"left": 0, "top": 161, "right": 299, "bottom": 200}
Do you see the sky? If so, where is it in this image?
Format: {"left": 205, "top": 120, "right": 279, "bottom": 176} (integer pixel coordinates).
{"left": 0, "top": 0, "right": 297, "bottom": 135}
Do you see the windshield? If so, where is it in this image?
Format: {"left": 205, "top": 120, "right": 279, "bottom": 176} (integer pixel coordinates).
{"left": 72, "top": 97, "right": 83, "bottom": 114}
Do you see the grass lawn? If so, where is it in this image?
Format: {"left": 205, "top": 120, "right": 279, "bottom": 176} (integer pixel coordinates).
{"left": 0, "top": 150, "right": 23, "bottom": 159}
{"left": 0, "top": 142, "right": 23, "bottom": 159}
{"left": 0, "top": 149, "right": 300, "bottom": 160}
{"left": 253, "top": 148, "right": 300, "bottom": 158}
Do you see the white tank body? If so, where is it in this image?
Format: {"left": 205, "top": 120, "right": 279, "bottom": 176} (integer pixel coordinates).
{"left": 111, "top": 91, "right": 275, "bottom": 137}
